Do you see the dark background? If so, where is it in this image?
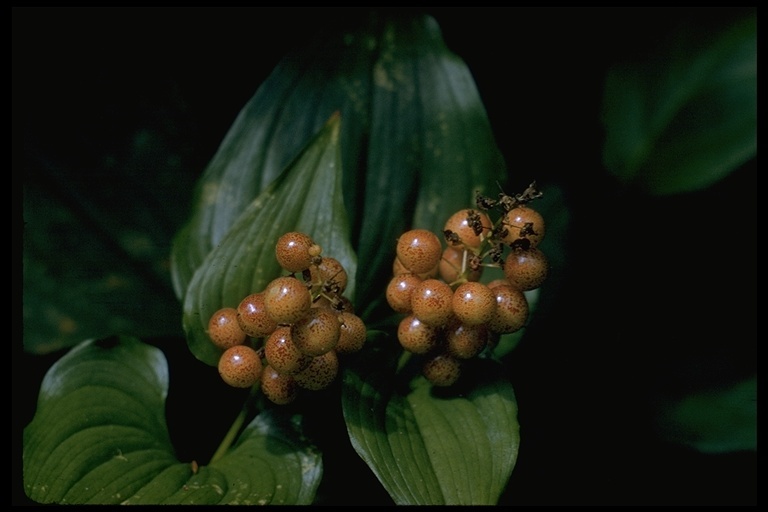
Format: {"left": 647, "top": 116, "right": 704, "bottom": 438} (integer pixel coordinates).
{"left": 15, "top": 7, "right": 757, "bottom": 506}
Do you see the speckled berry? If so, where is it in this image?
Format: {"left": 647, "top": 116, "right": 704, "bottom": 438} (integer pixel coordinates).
{"left": 500, "top": 205, "right": 545, "bottom": 249}
{"left": 264, "top": 276, "right": 312, "bottom": 325}
{"left": 260, "top": 364, "right": 299, "bottom": 405}
{"left": 294, "top": 350, "right": 339, "bottom": 391}
{"left": 410, "top": 278, "right": 454, "bottom": 327}
{"left": 393, "top": 256, "right": 438, "bottom": 279}
{"left": 488, "top": 284, "right": 529, "bottom": 334}
{"left": 336, "top": 312, "right": 367, "bottom": 354}
{"left": 290, "top": 307, "right": 340, "bottom": 356}
{"left": 310, "top": 257, "right": 348, "bottom": 294}
{"left": 218, "top": 345, "right": 263, "bottom": 388}
{"left": 386, "top": 273, "right": 422, "bottom": 314}
{"left": 451, "top": 281, "right": 496, "bottom": 326}
{"left": 445, "top": 319, "right": 489, "bottom": 359}
{"left": 443, "top": 209, "right": 492, "bottom": 249}
{"left": 396, "top": 229, "right": 442, "bottom": 275}
{"left": 397, "top": 314, "right": 441, "bottom": 354}
{"left": 208, "top": 307, "right": 248, "bottom": 350}
{"left": 237, "top": 292, "right": 278, "bottom": 338}
{"left": 275, "top": 231, "right": 316, "bottom": 273}
{"left": 422, "top": 352, "right": 462, "bottom": 387}
{"left": 438, "top": 246, "right": 483, "bottom": 284}
{"left": 264, "top": 326, "right": 312, "bottom": 375}
{"left": 503, "top": 247, "right": 549, "bottom": 291}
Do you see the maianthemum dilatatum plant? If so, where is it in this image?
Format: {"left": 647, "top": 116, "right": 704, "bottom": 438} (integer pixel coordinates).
{"left": 22, "top": 10, "right": 755, "bottom": 505}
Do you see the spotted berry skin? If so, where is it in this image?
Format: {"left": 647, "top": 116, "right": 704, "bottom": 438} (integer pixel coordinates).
{"left": 451, "top": 281, "right": 496, "bottom": 326}
{"left": 386, "top": 273, "right": 422, "bottom": 314}
{"left": 310, "top": 257, "right": 348, "bottom": 294}
{"left": 264, "top": 326, "right": 312, "bottom": 375}
{"left": 336, "top": 312, "right": 367, "bottom": 354}
{"left": 503, "top": 247, "right": 549, "bottom": 291}
{"left": 410, "top": 278, "right": 454, "bottom": 327}
{"left": 290, "top": 308, "right": 340, "bottom": 356}
{"left": 488, "top": 284, "right": 529, "bottom": 334}
{"left": 501, "top": 205, "right": 545, "bottom": 249}
{"left": 294, "top": 350, "right": 339, "bottom": 391}
{"left": 445, "top": 320, "right": 489, "bottom": 359}
{"left": 275, "top": 231, "right": 316, "bottom": 273}
{"left": 422, "top": 352, "right": 462, "bottom": 387}
{"left": 264, "top": 276, "right": 312, "bottom": 325}
{"left": 261, "top": 364, "right": 299, "bottom": 405}
{"left": 439, "top": 246, "right": 482, "bottom": 283}
{"left": 237, "top": 292, "right": 278, "bottom": 338}
{"left": 208, "top": 307, "right": 247, "bottom": 349}
{"left": 218, "top": 345, "right": 263, "bottom": 388}
{"left": 393, "top": 256, "right": 438, "bottom": 279}
{"left": 443, "top": 209, "right": 492, "bottom": 249}
{"left": 396, "top": 229, "right": 443, "bottom": 275}
{"left": 397, "top": 315, "right": 441, "bottom": 354}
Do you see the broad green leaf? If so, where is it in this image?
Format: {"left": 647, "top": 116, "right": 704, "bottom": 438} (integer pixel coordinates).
{"left": 181, "top": 114, "right": 356, "bottom": 366}
{"left": 23, "top": 336, "right": 322, "bottom": 505}
{"left": 602, "top": 13, "right": 756, "bottom": 195}
{"left": 342, "top": 336, "right": 520, "bottom": 505}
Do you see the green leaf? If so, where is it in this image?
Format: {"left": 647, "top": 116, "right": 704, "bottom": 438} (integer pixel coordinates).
{"left": 181, "top": 113, "right": 356, "bottom": 366}
{"left": 23, "top": 336, "right": 322, "bottom": 505}
{"left": 601, "top": 13, "right": 756, "bottom": 195}
{"left": 342, "top": 336, "right": 520, "bottom": 505}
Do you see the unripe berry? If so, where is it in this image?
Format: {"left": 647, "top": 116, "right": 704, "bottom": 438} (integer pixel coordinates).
{"left": 443, "top": 209, "right": 492, "bottom": 249}
{"left": 208, "top": 307, "right": 247, "bottom": 350}
{"left": 260, "top": 364, "right": 299, "bottom": 405}
{"left": 237, "top": 292, "right": 278, "bottom": 338}
{"left": 294, "top": 350, "right": 339, "bottom": 391}
{"left": 290, "top": 307, "right": 340, "bottom": 356}
{"left": 264, "top": 276, "right": 312, "bottom": 325}
{"left": 275, "top": 231, "right": 316, "bottom": 273}
{"left": 488, "top": 284, "right": 529, "bottom": 334}
{"left": 397, "top": 315, "right": 441, "bottom": 354}
{"left": 503, "top": 247, "right": 549, "bottom": 291}
{"left": 396, "top": 229, "right": 442, "bottom": 275}
{"left": 451, "top": 281, "right": 496, "bottom": 326}
{"left": 386, "top": 273, "right": 422, "bottom": 314}
{"left": 422, "top": 352, "right": 462, "bottom": 387}
{"left": 445, "top": 319, "right": 489, "bottom": 359}
{"left": 438, "top": 246, "right": 483, "bottom": 284}
{"left": 500, "top": 205, "right": 545, "bottom": 249}
{"left": 218, "top": 345, "right": 263, "bottom": 388}
{"left": 336, "top": 312, "right": 367, "bottom": 354}
{"left": 264, "top": 326, "right": 312, "bottom": 375}
{"left": 410, "top": 278, "right": 454, "bottom": 327}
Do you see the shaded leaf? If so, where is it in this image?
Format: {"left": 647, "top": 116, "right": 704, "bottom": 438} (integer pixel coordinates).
{"left": 602, "top": 13, "right": 756, "bottom": 195}
{"left": 23, "top": 336, "right": 322, "bottom": 505}
{"left": 342, "top": 335, "right": 520, "bottom": 505}
{"left": 180, "top": 114, "right": 355, "bottom": 366}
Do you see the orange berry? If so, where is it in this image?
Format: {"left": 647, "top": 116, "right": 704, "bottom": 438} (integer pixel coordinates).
{"left": 438, "top": 246, "right": 483, "bottom": 283}
{"left": 264, "top": 276, "right": 312, "bottom": 325}
{"left": 397, "top": 314, "right": 441, "bottom": 354}
{"left": 208, "top": 307, "right": 247, "bottom": 350}
{"left": 336, "top": 312, "right": 367, "bottom": 354}
{"left": 218, "top": 345, "right": 263, "bottom": 388}
{"left": 396, "top": 229, "right": 442, "bottom": 275}
{"left": 422, "top": 352, "right": 462, "bottom": 387}
{"left": 488, "top": 284, "right": 529, "bottom": 334}
{"left": 290, "top": 308, "right": 340, "bottom": 356}
{"left": 445, "top": 319, "right": 489, "bottom": 359}
{"left": 443, "top": 209, "right": 492, "bottom": 249}
{"left": 500, "top": 205, "right": 545, "bottom": 249}
{"left": 410, "top": 278, "right": 454, "bottom": 327}
{"left": 294, "top": 350, "right": 339, "bottom": 391}
{"left": 386, "top": 273, "right": 422, "bottom": 314}
{"left": 503, "top": 247, "right": 549, "bottom": 291}
{"left": 260, "top": 364, "right": 299, "bottom": 405}
{"left": 237, "top": 292, "right": 278, "bottom": 338}
{"left": 264, "top": 326, "right": 312, "bottom": 375}
{"left": 451, "top": 281, "right": 496, "bottom": 326}
{"left": 275, "top": 231, "right": 316, "bottom": 273}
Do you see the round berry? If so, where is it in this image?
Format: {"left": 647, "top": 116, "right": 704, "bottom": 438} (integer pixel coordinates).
{"left": 386, "top": 273, "right": 422, "bottom": 314}
{"left": 445, "top": 320, "right": 489, "bottom": 359}
{"left": 237, "top": 292, "right": 278, "bottom": 338}
{"left": 451, "top": 281, "right": 496, "bottom": 326}
{"left": 503, "top": 247, "right": 549, "bottom": 291}
{"left": 397, "top": 314, "right": 441, "bottom": 354}
{"left": 218, "top": 345, "right": 263, "bottom": 388}
{"left": 207, "top": 307, "right": 247, "bottom": 350}
{"left": 264, "top": 326, "right": 312, "bottom": 375}
{"left": 275, "top": 231, "right": 316, "bottom": 273}
{"left": 422, "top": 352, "right": 462, "bottom": 387}
{"left": 264, "top": 276, "right": 312, "bottom": 325}
{"left": 260, "top": 364, "right": 299, "bottom": 405}
{"left": 336, "top": 311, "right": 367, "bottom": 354}
{"left": 410, "top": 278, "right": 454, "bottom": 327}
{"left": 443, "top": 209, "right": 492, "bottom": 249}
{"left": 396, "top": 229, "right": 442, "bottom": 275}
{"left": 438, "top": 246, "right": 483, "bottom": 284}
{"left": 294, "top": 350, "right": 339, "bottom": 391}
{"left": 312, "top": 294, "right": 354, "bottom": 313}
{"left": 393, "top": 256, "right": 438, "bottom": 279}
{"left": 290, "top": 307, "right": 340, "bottom": 356}
{"left": 310, "top": 257, "right": 348, "bottom": 294}
{"left": 500, "top": 205, "right": 545, "bottom": 249}
{"left": 488, "top": 284, "right": 529, "bottom": 334}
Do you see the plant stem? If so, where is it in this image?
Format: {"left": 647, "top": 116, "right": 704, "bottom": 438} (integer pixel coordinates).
{"left": 209, "top": 387, "right": 258, "bottom": 464}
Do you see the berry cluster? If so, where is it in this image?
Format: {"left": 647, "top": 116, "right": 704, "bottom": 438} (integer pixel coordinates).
{"left": 206, "top": 232, "right": 366, "bottom": 405}
{"left": 387, "top": 182, "right": 548, "bottom": 386}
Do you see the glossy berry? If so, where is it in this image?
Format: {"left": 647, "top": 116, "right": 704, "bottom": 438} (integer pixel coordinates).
{"left": 275, "top": 231, "right": 317, "bottom": 273}
{"left": 393, "top": 256, "right": 438, "bottom": 279}
{"left": 264, "top": 276, "right": 312, "bottom": 325}
{"left": 290, "top": 307, "right": 340, "bottom": 356}
{"left": 310, "top": 257, "right": 348, "bottom": 294}
{"left": 336, "top": 311, "right": 367, "bottom": 354}
{"left": 264, "top": 326, "right": 312, "bottom": 375}
{"left": 422, "top": 352, "right": 462, "bottom": 387}
{"left": 397, "top": 315, "right": 441, "bottom": 354}
{"left": 443, "top": 209, "right": 492, "bottom": 249}
{"left": 294, "top": 350, "right": 339, "bottom": 391}
{"left": 410, "top": 278, "right": 454, "bottom": 327}
{"left": 487, "top": 284, "right": 529, "bottom": 334}
{"left": 451, "top": 281, "right": 496, "bottom": 326}
{"left": 260, "top": 364, "right": 299, "bottom": 405}
{"left": 237, "top": 292, "right": 278, "bottom": 338}
{"left": 503, "top": 247, "right": 549, "bottom": 291}
{"left": 501, "top": 205, "right": 545, "bottom": 249}
{"left": 218, "top": 345, "right": 263, "bottom": 388}
{"left": 208, "top": 307, "right": 247, "bottom": 350}
{"left": 439, "top": 246, "right": 483, "bottom": 284}
{"left": 386, "top": 273, "right": 422, "bottom": 314}
{"left": 396, "top": 229, "right": 443, "bottom": 275}
{"left": 445, "top": 320, "right": 489, "bottom": 359}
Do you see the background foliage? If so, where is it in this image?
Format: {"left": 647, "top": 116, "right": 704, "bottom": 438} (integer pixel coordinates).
{"left": 16, "top": 7, "right": 756, "bottom": 505}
